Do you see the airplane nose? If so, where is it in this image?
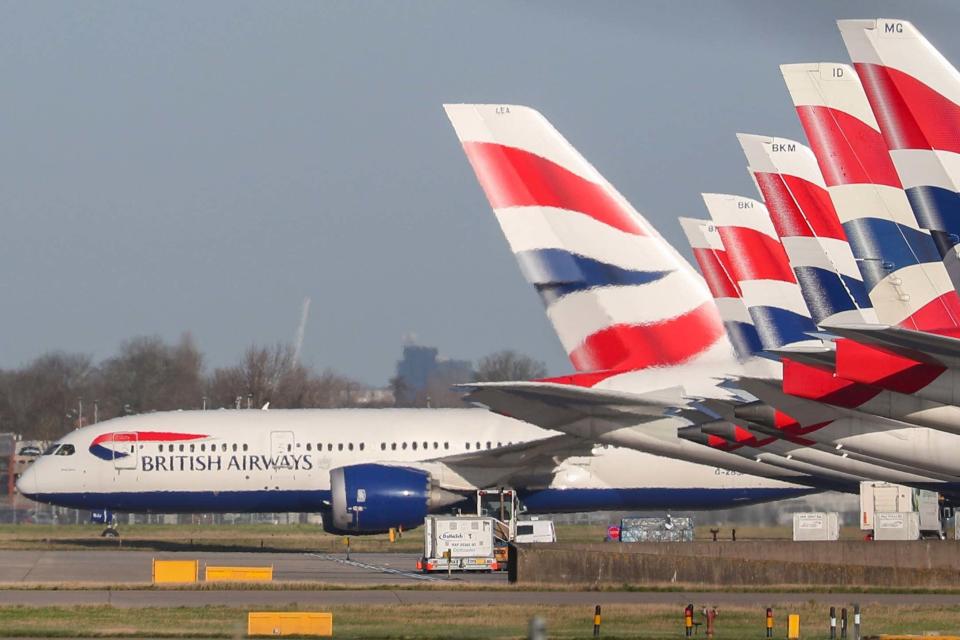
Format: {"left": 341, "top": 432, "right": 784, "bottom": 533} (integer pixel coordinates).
{"left": 15, "top": 463, "right": 37, "bottom": 499}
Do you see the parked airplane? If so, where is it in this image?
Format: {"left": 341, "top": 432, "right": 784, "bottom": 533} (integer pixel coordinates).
{"left": 444, "top": 103, "right": 848, "bottom": 492}
{"left": 17, "top": 407, "right": 814, "bottom": 535}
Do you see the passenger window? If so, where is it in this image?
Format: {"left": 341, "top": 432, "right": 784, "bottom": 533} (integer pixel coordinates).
{"left": 190, "top": 444, "right": 195, "bottom": 452}
{"left": 179, "top": 444, "right": 185, "bottom": 452}
{"left": 287, "top": 444, "right": 292, "bottom": 452}
{"left": 402, "top": 442, "right": 407, "bottom": 450}
{"left": 391, "top": 443, "right": 397, "bottom": 451}
{"left": 476, "top": 442, "right": 481, "bottom": 450}
{"left": 433, "top": 442, "right": 438, "bottom": 449}
{"left": 381, "top": 443, "right": 386, "bottom": 451}
{"left": 412, "top": 442, "right": 418, "bottom": 450}
{"left": 306, "top": 443, "right": 312, "bottom": 451}
{"left": 232, "top": 444, "right": 238, "bottom": 452}
{"left": 486, "top": 441, "right": 491, "bottom": 449}
{"left": 242, "top": 444, "right": 248, "bottom": 452}
{"left": 348, "top": 443, "right": 354, "bottom": 451}
{"left": 465, "top": 442, "right": 470, "bottom": 450}
{"left": 338, "top": 443, "right": 343, "bottom": 451}
{"left": 56, "top": 444, "right": 75, "bottom": 456}
{"left": 222, "top": 443, "right": 227, "bottom": 452}
{"left": 497, "top": 442, "right": 502, "bottom": 448}
{"left": 158, "top": 444, "right": 164, "bottom": 453}
{"left": 200, "top": 444, "right": 205, "bottom": 452}
{"left": 359, "top": 443, "right": 365, "bottom": 451}
{"left": 444, "top": 442, "right": 449, "bottom": 450}
{"left": 327, "top": 444, "right": 333, "bottom": 451}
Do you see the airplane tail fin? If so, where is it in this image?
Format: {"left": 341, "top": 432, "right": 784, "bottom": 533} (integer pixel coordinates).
{"left": 444, "top": 104, "right": 734, "bottom": 376}
{"left": 781, "top": 61, "right": 960, "bottom": 331}
{"left": 679, "top": 217, "right": 763, "bottom": 362}
{"left": 838, "top": 20, "right": 960, "bottom": 284}
{"left": 736, "top": 133, "right": 876, "bottom": 326}
{"left": 701, "top": 194, "right": 819, "bottom": 352}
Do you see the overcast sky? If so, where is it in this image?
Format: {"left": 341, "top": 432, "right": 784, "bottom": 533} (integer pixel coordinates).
{"left": 0, "top": 1, "right": 957, "bottom": 385}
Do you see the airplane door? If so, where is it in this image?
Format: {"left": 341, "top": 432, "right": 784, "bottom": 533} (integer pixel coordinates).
{"left": 111, "top": 432, "right": 138, "bottom": 470}
{"left": 270, "top": 431, "right": 295, "bottom": 469}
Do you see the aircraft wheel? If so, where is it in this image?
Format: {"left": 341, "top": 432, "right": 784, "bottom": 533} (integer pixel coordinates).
{"left": 101, "top": 528, "right": 120, "bottom": 538}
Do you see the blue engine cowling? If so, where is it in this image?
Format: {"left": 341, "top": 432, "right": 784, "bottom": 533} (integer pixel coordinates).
{"left": 326, "top": 463, "right": 463, "bottom": 534}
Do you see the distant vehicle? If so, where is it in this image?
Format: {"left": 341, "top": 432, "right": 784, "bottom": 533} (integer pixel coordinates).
{"left": 514, "top": 519, "right": 556, "bottom": 544}
{"left": 17, "top": 446, "right": 41, "bottom": 457}
{"left": 21, "top": 511, "right": 56, "bottom": 525}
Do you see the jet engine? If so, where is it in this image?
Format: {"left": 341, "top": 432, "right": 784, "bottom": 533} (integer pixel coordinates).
{"left": 325, "top": 463, "right": 465, "bottom": 534}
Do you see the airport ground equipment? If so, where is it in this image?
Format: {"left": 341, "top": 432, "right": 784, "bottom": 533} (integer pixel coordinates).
{"left": 620, "top": 516, "right": 694, "bottom": 542}
{"left": 514, "top": 519, "right": 556, "bottom": 543}
{"left": 873, "top": 512, "right": 922, "bottom": 541}
{"left": 420, "top": 515, "right": 497, "bottom": 572}
{"left": 792, "top": 512, "right": 840, "bottom": 541}
{"left": 151, "top": 559, "right": 198, "bottom": 583}
{"left": 205, "top": 565, "right": 273, "bottom": 582}
{"left": 247, "top": 612, "right": 332, "bottom": 637}
{"left": 860, "top": 482, "right": 943, "bottom": 539}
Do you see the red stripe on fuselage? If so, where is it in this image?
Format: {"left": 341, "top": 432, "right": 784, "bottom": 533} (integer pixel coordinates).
{"left": 461, "top": 141, "right": 648, "bottom": 236}
{"left": 795, "top": 105, "right": 902, "bottom": 188}
{"left": 569, "top": 302, "right": 725, "bottom": 372}
{"left": 90, "top": 432, "right": 207, "bottom": 447}
{"left": 754, "top": 172, "right": 848, "bottom": 241}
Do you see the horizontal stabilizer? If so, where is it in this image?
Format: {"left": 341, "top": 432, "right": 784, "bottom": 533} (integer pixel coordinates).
{"left": 823, "top": 322, "right": 960, "bottom": 368}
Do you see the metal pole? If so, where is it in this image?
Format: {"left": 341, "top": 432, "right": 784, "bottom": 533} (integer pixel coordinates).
{"left": 830, "top": 606, "right": 836, "bottom": 639}
{"left": 853, "top": 603, "right": 861, "bottom": 640}
{"left": 841, "top": 607, "right": 848, "bottom": 639}
{"left": 593, "top": 605, "right": 601, "bottom": 637}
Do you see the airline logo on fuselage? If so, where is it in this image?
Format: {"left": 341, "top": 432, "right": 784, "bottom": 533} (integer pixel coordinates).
{"left": 89, "top": 431, "right": 208, "bottom": 461}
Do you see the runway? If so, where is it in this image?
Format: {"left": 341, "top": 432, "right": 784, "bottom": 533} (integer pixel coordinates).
{"left": 0, "top": 549, "right": 503, "bottom": 585}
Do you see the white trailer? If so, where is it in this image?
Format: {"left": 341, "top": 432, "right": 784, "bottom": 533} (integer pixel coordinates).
{"left": 419, "top": 515, "right": 497, "bottom": 572}
{"left": 792, "top": 512, "right": 840, "bottom": 541}
{"left": 859, "top": 482, "right": 943, "bottom": 540}
{"left": 515, "top": 519, "right": 556, "bottom": 543}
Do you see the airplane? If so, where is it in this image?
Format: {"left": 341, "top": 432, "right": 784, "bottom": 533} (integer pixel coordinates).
{"left": 18, "top": 406, "right": 817, "bottom": 536}
{"left": 444, "top": 103, "right": 848, "bottom": 492}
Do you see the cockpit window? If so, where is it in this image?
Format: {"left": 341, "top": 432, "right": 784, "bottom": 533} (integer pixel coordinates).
{"left": 43, "top": 444, "right": 61, "bottom": 456}
{"left": 55, "top": 444, "right": 75, "bottom": 456}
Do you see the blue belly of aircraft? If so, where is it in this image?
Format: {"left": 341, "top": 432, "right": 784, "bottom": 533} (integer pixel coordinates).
{"left": 26, "top": 486, "right": 815, "bottom": 514}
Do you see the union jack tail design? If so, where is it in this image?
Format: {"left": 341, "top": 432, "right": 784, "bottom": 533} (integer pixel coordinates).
{"left": 701, "top": 194, "right": 819, "bottom": 351}
{"left": 445, "top": 104, "right": 735, "bottom": 376}
{"left": 839, "top": 19, "right": 960, "bottom": 292}
{"left": 781, "top": 61, "right": 960, "bottom": 331}
{"left": 736, "top": 133, "right": 876, "bottom": 327}
{"left": 679, "top": 217, "right": 763, "bottom": 361}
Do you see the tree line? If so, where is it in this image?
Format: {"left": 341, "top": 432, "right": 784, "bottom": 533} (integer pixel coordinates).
{"left": 1, "top": 334, "right": 547, "bottom": 441}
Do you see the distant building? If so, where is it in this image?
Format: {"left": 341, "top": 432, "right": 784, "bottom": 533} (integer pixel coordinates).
{"left": 394, "top": 343, "right": 474, "bottom": 406}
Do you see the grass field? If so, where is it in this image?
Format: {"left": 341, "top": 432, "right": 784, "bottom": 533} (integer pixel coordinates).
{"left": 0, "top": 523, "right": 867, "bottom": 553}
{"left": 0, "top": 603, "right": 958, "bottom": 638}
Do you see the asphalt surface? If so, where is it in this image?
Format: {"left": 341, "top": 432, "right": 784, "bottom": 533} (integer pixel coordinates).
{"left": 0, "top": 549, "right": 502, "bottom": 585}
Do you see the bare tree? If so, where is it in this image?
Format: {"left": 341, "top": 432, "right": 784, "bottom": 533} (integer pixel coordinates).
{"left": 474, "top": 350, "right": 547, "bottom": 382}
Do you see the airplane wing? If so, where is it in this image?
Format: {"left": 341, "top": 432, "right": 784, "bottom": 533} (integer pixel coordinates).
{"left": 457, "top": 381, "right": 684, "bottom": 432}
{"left": 429, "top": 433, "right": 594, "bottom": 469}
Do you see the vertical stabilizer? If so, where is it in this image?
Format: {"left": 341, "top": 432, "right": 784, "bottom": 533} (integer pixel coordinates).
{"left": 782, "top": 61, "right": 960, "bottom": 331}
{"left": 444, "top": 104, "right": 736, "bottom": 379}
{"left": 701, "top": 194, "right": 819, "bottom": 351}
{"left": 736, "top": 133, "right": 876, "bottom": 326}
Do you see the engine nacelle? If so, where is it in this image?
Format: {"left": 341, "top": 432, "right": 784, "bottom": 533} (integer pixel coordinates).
{"left": 326, "top": 463, "right": 464, "bottom": 534}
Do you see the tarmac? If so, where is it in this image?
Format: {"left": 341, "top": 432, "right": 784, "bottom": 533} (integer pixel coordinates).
{"left": 1, "top": 549, "right": 960, "bottom": 608}
{"left": 0, "top": 549, "right": 499, "bottom": 585}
